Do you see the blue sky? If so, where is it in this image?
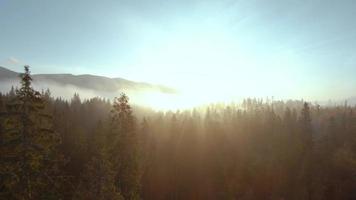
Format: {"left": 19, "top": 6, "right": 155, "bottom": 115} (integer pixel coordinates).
{"left": 1, "top": 0, "right": 356, "bottom": 100}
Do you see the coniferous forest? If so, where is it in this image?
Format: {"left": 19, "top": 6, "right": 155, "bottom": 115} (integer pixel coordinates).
{"left": 1, "top": 66, "right": 356, "bottom": 200}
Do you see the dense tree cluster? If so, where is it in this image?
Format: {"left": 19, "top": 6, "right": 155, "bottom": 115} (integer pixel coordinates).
{"left": 1, "top": 66, "right": 356, "bottom": 199}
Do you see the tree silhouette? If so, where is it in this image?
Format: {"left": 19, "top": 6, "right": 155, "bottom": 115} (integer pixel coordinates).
{"left": 0, "top": 66, "right": 63, "bottom": 199}
{"left": 109, "top": 93, "right": 140, "bottom": 199}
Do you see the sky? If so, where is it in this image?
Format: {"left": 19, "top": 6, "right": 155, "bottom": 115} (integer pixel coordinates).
{"left": 1, "top": 0, "right": 356, "bottom": 102}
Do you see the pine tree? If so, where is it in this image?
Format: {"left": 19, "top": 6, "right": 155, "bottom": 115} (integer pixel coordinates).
{"left": 300, "top": 102, "right": 313, "bottom": 149}
{"left": 0, "top": 94, "right": 6, "bottom": 198}
{"left": 74, "top": 150, "right": 123, "bottom": 200}
{"left": 109, "top": 93, "right": 140, "bottom": 199}
{"left": 8, "top": 86, "right": 16, "bottom": 98}
{"left": 0, "top": 66, "right": 63, "bottom": 199}
{"left": 87, "top": 121, "right": 107, "bottom": 157}
{"left": 0, "top": 93, "right": 5, "bottom": 134}
{"left": 296, "top": 102, "right": 314, "bottom": 200}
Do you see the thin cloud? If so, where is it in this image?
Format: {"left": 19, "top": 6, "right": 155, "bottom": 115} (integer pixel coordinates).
{"left": 6, "top": 57, "right": 20, "bottom": 64}
{"left": 0, "top": 57, "right": 21, "bottom": 66}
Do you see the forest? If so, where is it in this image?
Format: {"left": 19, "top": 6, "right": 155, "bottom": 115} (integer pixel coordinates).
{"left": 1, "top": 66, "right": 356, "bottom": 200}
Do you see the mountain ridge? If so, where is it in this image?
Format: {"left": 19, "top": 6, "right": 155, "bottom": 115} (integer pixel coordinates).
{"left": 0, "top": 66, "right": 176, "bottom": 94}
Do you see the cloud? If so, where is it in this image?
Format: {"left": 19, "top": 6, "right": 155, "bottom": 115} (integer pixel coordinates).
{"left": 6, "top": 57, "right": 20, "bottom": 65}
{"left": 0, "top": 57, "right": 21, "bottom": 66}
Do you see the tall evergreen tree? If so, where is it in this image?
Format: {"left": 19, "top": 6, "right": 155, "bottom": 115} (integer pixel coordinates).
{"left": 296, "top": 102, "right": 314, "bottom": 200}
{"left": 0, "top": 93, "right": 5, "bottom": 134}
{"left": 300, "top": 102, "right": 313, "bottom": 149}
{"left": 74, "top": 150, "right": 123, "bottom": 200}
{"left": 109, "top": 93, "right": 140, "bottom": 199}
{"left": 0, "top": 66, "right": 62, "bottom": 199}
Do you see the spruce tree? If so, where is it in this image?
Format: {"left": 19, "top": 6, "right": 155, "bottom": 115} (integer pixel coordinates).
{"left": 109, "top": 93, "right": 140, "bottom": 199}
{"left": 0, "top": 93, "right": 5, "bottom": 134}
{"left": 74, "top": 150, "right": 123, "bottom": 200}
{"left": 0, "top": 66, "right": 62, "bottom": 199}
{"left": 300, "top": 102, "right": 313, "bottom": 149}
{"left": 296, "top": 102, "right": 314, "bottom": 200}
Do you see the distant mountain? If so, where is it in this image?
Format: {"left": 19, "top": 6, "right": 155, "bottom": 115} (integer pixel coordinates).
{"left": 0, "top": 66, "right": 18, "bottom": 79}
{"left": 0, "top": 66, "right": 176, "bottom": 100}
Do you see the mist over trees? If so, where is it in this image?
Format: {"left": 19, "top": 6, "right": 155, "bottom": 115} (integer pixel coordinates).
{"left": 1, "top": 66, "right": 356, "bottom": 199}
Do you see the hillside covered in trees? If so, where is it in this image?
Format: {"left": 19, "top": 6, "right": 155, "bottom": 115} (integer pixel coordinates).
{"left": 1, "top": 66, "right": 356, "bottom": 200}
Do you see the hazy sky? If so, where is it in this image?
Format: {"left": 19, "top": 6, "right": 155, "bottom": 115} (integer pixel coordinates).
{"left": 1, "top": 0, "right": 356, "bottom": 101}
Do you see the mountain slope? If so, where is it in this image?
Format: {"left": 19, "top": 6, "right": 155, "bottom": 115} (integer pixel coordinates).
{"left": 0, "top": 66, "right": 175, "bottom": 93}
{"left": 0, "top": 66, "right": 176, "bottom": 100}
{"left": 0, "top": 66, "right": 18, "bottom": 79}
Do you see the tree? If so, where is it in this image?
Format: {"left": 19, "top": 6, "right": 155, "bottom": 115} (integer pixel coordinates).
{"left": 0, "top": 93, "right": 5, "bottom": 134}
{"left": 0, "top": 66, "right": 63, "bottom": 199}
{"left": 109, "top": 93, "right": 140, "bottom": 199}
{"left": 74, "top": 150, "right": 123, "bottom": 200}
{"left": 296, "top": 102, "right": 314, "bottom": 200}
{"left": 300, "top": 102, "right": 313, "bottom": 149}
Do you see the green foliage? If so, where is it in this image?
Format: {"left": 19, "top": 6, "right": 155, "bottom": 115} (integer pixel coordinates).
{"left": 0, "top": 66, "right": 63, "bottom": 199}
{"left": 74, "top": 151, "right": 124, "bottom": 200}
{"left": 109, "top": 93, "right": 141, "bottom": 199}
{"left": 1, "top": 72, "right": 356, "bottom": 199}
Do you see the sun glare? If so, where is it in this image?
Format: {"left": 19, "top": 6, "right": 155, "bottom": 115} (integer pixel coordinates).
{"left": 133, "top": 85, "right": 241, "bottom": 111}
